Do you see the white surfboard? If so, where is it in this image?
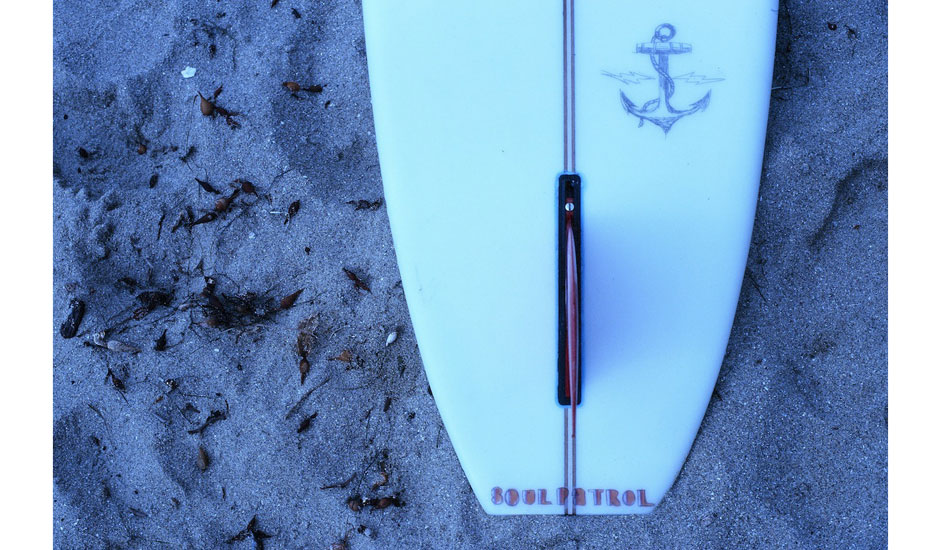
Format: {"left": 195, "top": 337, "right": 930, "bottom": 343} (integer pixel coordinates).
{"left": 363, "top": 1, "right": 777, "bottom": 515}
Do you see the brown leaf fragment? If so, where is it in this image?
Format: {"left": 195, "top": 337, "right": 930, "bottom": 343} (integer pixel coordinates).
{"left": 198, "top": 93, "right": 214, "bottom": 116}
{"left": 225, "top": 115, "right": 241, "bottom": 129}
{"left": 137, "top": 144, "right": 147, "bottom": 155}
{"left": 283, "top": 81, "right": 301, "bottom": 92}
{"left": 149, "top": 174, "right": 159, "bottom": 188}
{"left": 291, "top": 8, "right": 302, "bottom": 19}
{"left": 137, "top": 290, "right": 173, "bottom": 311}
{"left": 331, "top": 540, "right": 348, "bottom": 550}
{"left": 330, "top": 349, "right": 353, "bottom": 363}
{"left": 305, "top": 84, "right": 324, "bottom": 93}
{"left": 237, "top": 179, "right": 257, "bottom": 195}
{"left": 346, "top": 199, "right": 382, "bottom": 211}
{"left": 213, "top": 84, "right": 223, "bottom": 99}
{"left": 189, "top": 212, "right": 217, "bottom": 227}
{"left": 358, "top": 495, "right": 404, "bottom": 511}
{"left": 280, "top": 289, "right": 304, "bottom": 309}
{"left": 207, "top": 293, "right": 226, "bottom": 314}
{"left": 197, "top": 446, "right": 210, "bottom": 471}
{"left": 195, "top": 177, "right": 220, "bottom": 194}
{"left": 296, "top": 331, "right": 313, "bottom": 357}
{"left": 106, "top": 368, "right": 126, "bottom": 391}
{"left": 285, "top": 200, "right": 300, "bottom": 224}
{"left": 297, "top": 411, "right": 317, "bottom": 433}
{"left": 214, "top": 189, "right": 240, "bottom": 212}
{"left": 347, "top": 497, "right": 364, "bottom": 512}
{"left": 299, "top": 357, "right": 310, "bottom": 385}
{"left": 372, "top": 497, "right": 395, "bottom": 510}
{"left": 343, "top": 268, "right": 370, "bottom": 292}
{"left": 60, "top": 298, "right": 86, "bottom": 338}
{"left": 171, "top": 213, "right": 187, "bottom": 233}
{"left": 371, "top": 466, "right": 389, "bottom": 491}
{"left": 188, "top": 409, "right": 227, "bottom": 435}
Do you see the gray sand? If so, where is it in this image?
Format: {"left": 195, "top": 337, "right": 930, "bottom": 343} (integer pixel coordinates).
{"left": 53, "top": 1, "right": 887, "bottom": 548}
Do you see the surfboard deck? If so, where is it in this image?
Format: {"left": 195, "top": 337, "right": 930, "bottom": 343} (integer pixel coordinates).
{"left": 363, "top": 0, "right": 777, "bottom": 515}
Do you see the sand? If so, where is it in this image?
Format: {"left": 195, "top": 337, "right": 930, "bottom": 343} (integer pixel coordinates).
{"left": 53, "top": 1, "right": 887, "bottom": 548}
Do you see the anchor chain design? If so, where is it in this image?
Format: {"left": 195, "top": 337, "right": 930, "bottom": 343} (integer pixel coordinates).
{"left": 616, "top": 23, "right": 713, "bottom": 134}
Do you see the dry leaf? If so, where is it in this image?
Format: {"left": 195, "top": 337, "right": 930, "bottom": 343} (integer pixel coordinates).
{"left": 237, "top": 179, "right": 257, "bottom": 195}
{"left": 59, "top": 298, "right": 85, "bottom": 339}
{"left": 280, "top": 289, "right": 304, "bottom": 309}
{"left": 214, "top": 189, "right": 240, "bottom": 212}
{"left": 189, "top": 212, "right": 217, "bottom": 227}
{"left": 285, "top": 200, "right": 300, "bottom": 224}
{"left": 195, "top": 178, "right": 220, "bottom": 194}
{"left": 343, "top": 268, "right": 370, "bottom": 292}
{"left": 198, "top": 93, "right": 214, "bottom": 116}
{"left": 197, "top": 446, "right": 210, "bottom": 471}
{"left": 331, "top": 350, "right": 353, "bottom": 363}
{"left": 154, "top": 330, "right": 167, "bottom": 351}
{"left": 299, "top": 357, "right": 310, "bottom": 385}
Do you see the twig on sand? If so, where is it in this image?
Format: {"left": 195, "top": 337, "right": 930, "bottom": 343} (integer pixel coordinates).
{"left": 320, "top": 472, "right": 357, "bottom": 490}
{"left": 284, "top": 375, "right": 330, "bottom": 420}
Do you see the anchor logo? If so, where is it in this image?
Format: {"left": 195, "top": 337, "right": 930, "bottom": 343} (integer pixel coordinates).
{"left": 605, "top": 24, "right": 720, "bottom": 134}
